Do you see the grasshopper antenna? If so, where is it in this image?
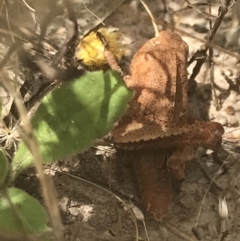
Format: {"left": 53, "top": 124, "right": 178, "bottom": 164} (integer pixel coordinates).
{"left": 96, "top": 32, "right": 124, "bottom": 75}
{"left": 139, "top": 0, "right": 159, "bottom": 37}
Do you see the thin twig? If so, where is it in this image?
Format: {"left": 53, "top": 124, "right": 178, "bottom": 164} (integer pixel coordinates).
{"left": 21, "top": 0, "right": 39, "bottom": 31}
{"left": 80, "top": 0, "right": 127, "bottom": 38}
{"left": 188, "top": 0, "right": 236, "bottom": 84}
{"left": 38, "top": 0, "right": 58, "bottom": 43}
{"left": 223, "top": 127, "right": 240, "bottom": 136}
{"left": 195, "top": 155, "right": 230, "bottom": 228}
{"left": 162, "top": 0, "right": 167, "bottom": 14}
{"left": 182, "top": 1, "right": 219, "bottom": 20}
{"left": 173, "top": 2, "right": 220, "bottom": 15}
{"left": 208, "top": 0, "right": 220, "bottom": 110}
{"left": 176, "top": 28, "right": 240, "bottom": 61}
{"left": 83, "top": 2, "right": 105, "bottom": 26}
{"left": 4, "top": 0, "right": 14, "bottom": 43}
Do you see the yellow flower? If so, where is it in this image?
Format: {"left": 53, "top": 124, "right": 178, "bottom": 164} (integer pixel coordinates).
{"left": 75, "top": 28, "right": 125, "bottom": 68}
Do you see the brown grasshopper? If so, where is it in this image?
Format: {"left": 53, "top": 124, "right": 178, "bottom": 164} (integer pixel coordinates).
{"left": 98, "top": 29, "right": 224, "bottom": 220}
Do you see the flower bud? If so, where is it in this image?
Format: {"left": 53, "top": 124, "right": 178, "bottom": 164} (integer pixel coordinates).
{"left": 218, "top": 197, "right": 228, "bottom": 219}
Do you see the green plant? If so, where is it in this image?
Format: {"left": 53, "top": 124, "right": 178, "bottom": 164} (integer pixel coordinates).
{"left": 0, "top": 70, "right": 132, "bottom": 240}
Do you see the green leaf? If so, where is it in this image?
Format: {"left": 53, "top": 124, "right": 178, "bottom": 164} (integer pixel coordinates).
{"left": 11, "top": 70, "right": 132, "bottom": 179}
{"left": 0, "top": 151, "right": 9, "bottom": 186}
{"left": 0, "top": 187, "right": 50, "bottom": 239}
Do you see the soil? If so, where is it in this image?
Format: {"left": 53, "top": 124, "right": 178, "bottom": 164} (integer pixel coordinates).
{"left": 1, "top": 0, "right": 240, "bottom": 240}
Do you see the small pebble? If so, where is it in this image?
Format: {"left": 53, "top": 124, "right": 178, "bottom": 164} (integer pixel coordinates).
{"left": 224, "top": 105, "right": 235, "bottom": 115}
{"left": 68, "top": 207, "right": 79, "bottom": 217}
{"left": 59, "top": 196, "right": 69, "bottom": 212}
{"left": 224, "top": 69, "right": 233, "bottom": 77}
{"left": 192, "top": 227, "right": 202, "bottom": 240}
{"left": 70, "top": 200, "right": 79, "bottom": 207}
{"left": 180, "top": 194, "right": 196, "bottom": 209}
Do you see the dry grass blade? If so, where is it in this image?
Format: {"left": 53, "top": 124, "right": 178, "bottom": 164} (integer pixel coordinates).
{"left": 0, "top": 0, "right": 4, "bottom": 16}
{"left": 4, "top": 0, "right": 15, "bottom": 43}
{"left": 0, "top": 69, "right": 64, "bottom": 241}
{"left": 223, "top": 127, "right": 240, "bottom": 141}
{"left": 195, "top": 158, "right": 229, "bottom": 229}
{"left": 21, "top": 0, "right": 39, "bottom": 31}
{"left": 139, "top": 0, "right": 159, "bottom": 36}
{"left": 164, "top": 222, "right": 198, "bottom": 241}
{"left": 58, "top": 170, "right": 151, "bottom": 241}
{"left": 58, "top": 170, "right": 129, "bottom": 206}
{"left": 207, "top": 0, "right": 220, "bottom": 110}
